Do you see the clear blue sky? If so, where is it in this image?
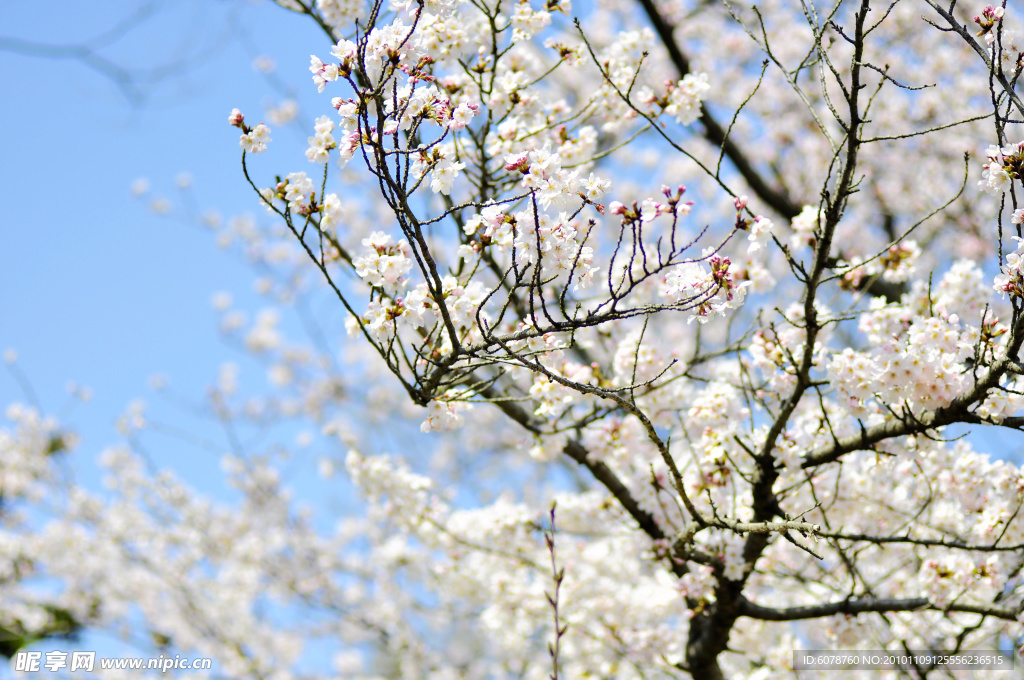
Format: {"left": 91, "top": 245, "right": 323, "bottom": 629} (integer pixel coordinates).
{"left": 2, "top": 3, "right": 365, "bottom": 669}
{"left": 1, "top": 0, "right": 339, "bottom": 496}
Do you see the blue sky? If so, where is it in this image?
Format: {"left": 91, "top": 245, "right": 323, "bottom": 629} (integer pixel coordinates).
{"left": 1, "top": 2, "right": 366, "bottom": 669}
{"left": 0, "top": 0, "right": 339, "bottom": 497}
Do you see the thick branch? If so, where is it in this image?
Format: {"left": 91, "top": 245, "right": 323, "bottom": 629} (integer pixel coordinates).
{"left": 739, "top": 596, "right": 1017, "bottom": 622}
{"left": 683, "top": 3, "right": 874, "bottom": 675}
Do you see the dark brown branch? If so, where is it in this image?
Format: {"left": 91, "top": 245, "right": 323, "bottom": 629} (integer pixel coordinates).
{"left": 739, "top": 596, "right": 1017, "bottom": 622}
{"left": 682, "top": 2, "right": 876, "bottom": 676}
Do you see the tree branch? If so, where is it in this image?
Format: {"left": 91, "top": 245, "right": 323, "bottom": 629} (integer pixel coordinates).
{"left": 738, "top": 596, "right": 1017, "bottom": 622}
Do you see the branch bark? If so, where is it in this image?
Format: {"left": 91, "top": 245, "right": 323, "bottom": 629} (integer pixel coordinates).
{"left": 738, "top": 596, "right": 1017, "bottom": 622}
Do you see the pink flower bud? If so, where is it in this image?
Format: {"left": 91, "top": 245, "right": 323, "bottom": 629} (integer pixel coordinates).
{"left": 504, "top": 152, "right": 530, "bottom": 173}
{"left": 609, "top": 201, "right": 627, "bottom": 215}
{"left": 229, "top": 108, "right": 245, "bottom": 127}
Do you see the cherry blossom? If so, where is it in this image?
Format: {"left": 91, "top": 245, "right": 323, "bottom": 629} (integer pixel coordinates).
{"left": 12, "top": 0, "right": 1024, "bottom": 677}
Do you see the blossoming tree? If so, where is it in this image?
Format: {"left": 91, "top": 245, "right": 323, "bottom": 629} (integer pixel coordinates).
{"left": 7, "top": 0, "right": 1024, "bottom": 677}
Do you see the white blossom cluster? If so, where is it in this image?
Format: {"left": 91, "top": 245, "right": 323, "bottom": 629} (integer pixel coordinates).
{"left": 209, "top": 0, "right": 1024, "bottom": 671}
